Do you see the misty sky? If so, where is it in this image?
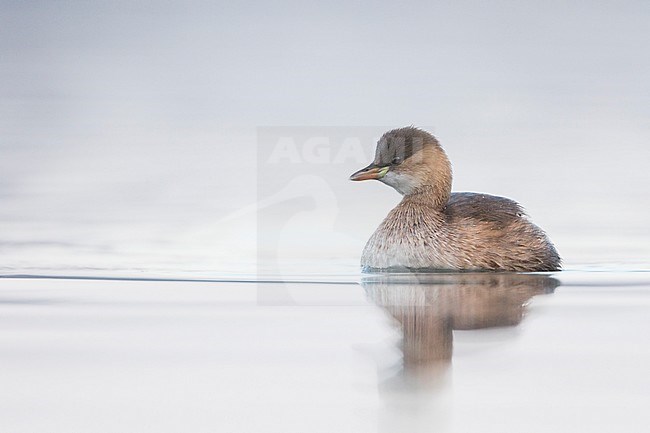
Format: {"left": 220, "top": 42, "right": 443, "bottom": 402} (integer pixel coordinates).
{"left": 2, "top": 1, "right": 648, "bottom": 127}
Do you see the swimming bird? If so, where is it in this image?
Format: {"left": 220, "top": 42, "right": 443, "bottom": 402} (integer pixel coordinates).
{"left": 350, "top": 127, "right": 561, "bottom": 272}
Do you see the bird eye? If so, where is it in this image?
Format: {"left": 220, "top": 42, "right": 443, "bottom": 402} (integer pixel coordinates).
{"left": 391, "top": 157, "right": 402, "bottom": 165}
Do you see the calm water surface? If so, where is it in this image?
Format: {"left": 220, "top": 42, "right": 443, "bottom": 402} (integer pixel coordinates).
{"left": 1, "top": 138, "right": 648, "bottom": 431}
{"left": 2, "top": 132, "right": 648, "bottom": 431}
{"left": 1, "top": 270, "right": 649, "bottom": 433}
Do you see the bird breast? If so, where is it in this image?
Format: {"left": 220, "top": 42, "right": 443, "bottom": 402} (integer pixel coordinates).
{"left": 360, "top": 204, "right": 458, "bottom": 271}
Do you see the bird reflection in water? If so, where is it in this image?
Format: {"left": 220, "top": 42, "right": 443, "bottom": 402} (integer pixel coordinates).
{"left": 363, "top": 272, "right": 559, "bottom": 382}
{"left": 363, "top": 273, "right": 558, "bottom": 432}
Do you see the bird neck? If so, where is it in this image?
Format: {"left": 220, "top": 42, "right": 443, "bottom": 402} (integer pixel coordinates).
{"left": 403, "top": 184, "right": 450, "bottom": 210}
{"left": 402, "top": 148, "right": 452, "bottom": 209}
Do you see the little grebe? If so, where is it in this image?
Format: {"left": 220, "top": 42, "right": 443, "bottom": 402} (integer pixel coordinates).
{"left": 350, "top": 127, "right": 561, "bottom": 272}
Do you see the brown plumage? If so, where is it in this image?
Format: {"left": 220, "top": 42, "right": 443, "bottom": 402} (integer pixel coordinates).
{"left": 350, "top": 127, "right": 561, "bottom": 272}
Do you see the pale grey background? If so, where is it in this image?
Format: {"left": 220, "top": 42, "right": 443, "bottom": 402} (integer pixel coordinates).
{"left": 1, "top": 1, "right": 649, "bottom": 276}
